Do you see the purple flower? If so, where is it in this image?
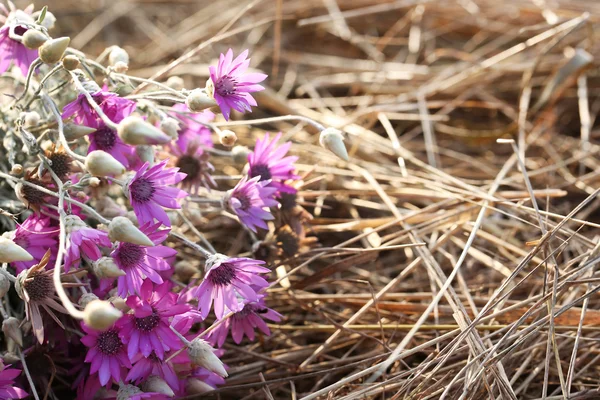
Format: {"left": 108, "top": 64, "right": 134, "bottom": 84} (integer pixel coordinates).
{"left": 193, "top": 254, "right": 270, "bottom": 319}
{"left": 208, "top": 49, "right": 267, "bottom": 120}
{"left": 248, "top": 133, "right": 298, "bottom": 194}
{"left": 226, "top": 176, "right": 277, "bottom": 232}
{"left": 89, "top": 122, "right": 136, "bottom": 168}
{"left": 170, "top": 103, "right": 214, "bottom": 152}
{"left": 0, "top": 4, "right": 37, "bottom": 76}
{"left": 62, "top": 90, "right": 136, "bottom": 127}
{"left": 111, "top": 222, "right": 177, "bottom": 297}
{"left": 81, "top": 324, "right": 132, "bottom": 386}
{"left": 208, "top": 299, "right": 282, "bottom": 347}
{"left": 191, "top": 367, "right": 226, "bottom": 391}
{"left": 9, "top": 215, "right": 57, "bottom": 273}
{"left": 64, "top": 215, "right": 111, "bottom": 272}
{"left": 126, "top": 350, "right": 189, "bottom": 392}
{"left": 117, "top": 280, "right": 190, "bottom": 360}
{"left": 0, "top": 362, "right": 27, "bottom": 399}
{"left": 166, "top": 132, "right": 216, "bottom": 194}
{"left": 125, "top": 160, "right": 188, "bottom": 227}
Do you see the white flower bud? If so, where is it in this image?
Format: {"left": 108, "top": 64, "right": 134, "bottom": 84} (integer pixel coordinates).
{"left": 187, "top": 338, "right": 228, "bottom": 378}
{"left": 2, "top": 317, "right": 23, "bottom": 347}
{"left": 63, "top": 123, "right": 96, "bottom": 140}
{"left": 64, "top": 214, "right": 87, "bottom": 233}
{"left": 38, "top": 36, "right": 70, "bottom": 64}
{"left": 89, "top": 177, "right": 101, "bottom": 188}
{"left": 22, "top": 29, "right": 48, "bottom": 49}
{"left": 10, "top": 164, "right": 23, "bottom": 175}
{"left": 218, "top": 130, "right": 237, "bottom": 147}
{"left": 62, "top": 55, "right": 80, "bottom": 71}
{"left": 186, "top": 378, "right": 215, "bottom": 394}
{"left": 23, "top": 111, "right": 40, "bottom": 127}
{"left": 78, "top": 293, "right": 99, "bottom": 308}
{"left": 142, "top": 376, "right": 175, "bottom": 397}
{"left": 83, "top": 300, "right": 123, "bottom": 331}
{"left": 116, "top": 384, "right": 143, "bottom": 400}
{"left": 33, "top": 10, "right": 56, "bottom": 30}
{"left": 108, "top": 296, "right": 129, "bottom": 312}
{"left": 109, "top": 46, "right": 129, "bottom": 66}
{"left": 160, "top": 118, "right": 180, "bottom": 140}
{"left": 0, "top": 237, "right": 33, "bottom": 263}
{"left": 93, "top": 257, "right": 125, "bottom": 279}
{"left": 186, "top": 89, "right": 216, "bottom": 112}
{"left": 117, "top": 116, "right": 172, "bottom": 146}
{"left": 166, "top": 76, "right": 185, "bottom": 91}
{"left": 108, "top": 217, "right": 154, "bottom": 247}
{"left": 319, "top": 127, "right": 349, "bottom": 161}
{"left": 231, "top": 145, "right": 250, "bottom": 164}
{"left": 85, "top": 150, "right": 126, "bottom": 177}
{"left": 135, "top": 145, "right": 155, "bottom": 166}
{"left": 113, "top": 61, "right": 128, "bottom": 74}
{"left": 0, "top": 273, "right": 10, "bottom": 297}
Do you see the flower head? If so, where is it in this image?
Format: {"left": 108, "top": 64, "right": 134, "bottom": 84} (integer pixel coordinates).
{"left": 9, "top": 214, "right": 57, "bottom": 273}
{"left": 88, "top": 122, "right": 136, "bottom": 168}
{"left": 64, "top": 215, "right": 111, "bottom": 272}
{"left": 193, "top": 254, "right": 270, "bottom": 319}
{"left": 170, "top": 103, "right": 214, "bottom": 152}
{"left": 0, "top": 4, "right": 37, "bottom": 76}
{"left": 62, "top": 90, "right": 136, "bottom": 127}
{"left": 125, "top": 160, "right": 188, "bottom": 227}
{"left": 226, "top": 176, "right": 277, "bottom": 232}
{"left": 248, "top": 133, "right": 298, "bottom": 194}
{"left": 126, "top": 350, "right": 188, "bottom": 392}
{"left": 208, "top": 298, "right": 282, "bottom": 347}
{"left": 117, "top": 280, "right": 190, "bottom": 360}
{"left": 111, "top": 222, "right": 177, "bottom": 297}
{"left": 208, "top": 49, "right": 267, "bottom": 120}
{"left": 0, "top": 361, "right": 27, "bottom": 399}
{"left": 81, "top": 323, "right": 131, "bottom": 386}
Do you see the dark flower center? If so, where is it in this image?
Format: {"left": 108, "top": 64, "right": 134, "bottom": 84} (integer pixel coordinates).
{"left": 24, "top": 271, "right": 53, "bottom": 302}
{"left": 92, "top": 126, "right": 118, "bottom": 152}
{"left": 232, "top": 193, "right": 251, "bottom": 211}
{"left": 130, "top": 178, "right": 155, "bottom": 203}
{"left": 215, "top": 75, "right": 238, "bottom": 97}
{"left": 207, "top": 262, "right": 237, "bottom": 286}
{"left": 277, "top": 230, "right": 300, "bottom": 257}
{"left": 13, "top": 25, "right": 27, "bottom": 37}
{"left": 134, "top": 309, "right": 160, "bottom": 332}
{"left": 116, "top": 242, "right": 145, "bottom": 268}
{"left": 278, "top": 192, "right": 297, "bottom": 211}
{"left": 97, "top": 329, "right": 122, "bottom": 355}
{"left": 176, "top": 155, "right": 201, "bottom": 183}
{"left": 21, "top": 178, "right": 47, "bottom": 206}
{"left": 250, "top": 164, "right": 272, "bottom": 182}
{"left": 49, "top": 152, "right": 72, "bottom": 179}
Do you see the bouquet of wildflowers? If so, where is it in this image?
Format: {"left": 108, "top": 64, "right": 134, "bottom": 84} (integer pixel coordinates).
{"left": 0, "top": 2, "right": 348, "bottom": 398}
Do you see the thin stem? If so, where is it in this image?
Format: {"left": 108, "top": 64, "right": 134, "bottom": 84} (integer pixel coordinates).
{"left": 68, "top": 71, "right": 119, "bottom": 130}
{"left": 14, "top": 58, "right": 42, "bottom": 103}
{"left": 169, "top": 231, "right": 213, "bottom": 258}
{"left": 213, "top": 114, "right": 326, "bottom": 131}
{"left": 40, "top": 92, "right": 86, "bottom": 163}
{"left": 19, "top": 350, "right": 40, "bottom": 400}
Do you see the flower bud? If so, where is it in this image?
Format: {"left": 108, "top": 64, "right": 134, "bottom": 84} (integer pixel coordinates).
{"left": 113, "top": 61, "right": 128, "bottom": 74}
{"left": 62, "top": 55, "right": 80, "bottom": 71}
{"left": 186, "top": 89, "right": 216, "bottom": 112}
{"left": 0, "top": 237, "right": 33, "bottom": 263}
{"left": 186, "top": 378, "right": 215, "bottom": 395}
{"left": 83, "top": 300, "right": 123, "bottom": 330}
{"left": 78, "top": 292, "right": 99, "bottom": 308}
{"left": 63, "top": 123, "right": 96, "bottom": 140}
{"left": 93, "top": 257, "right": 125, "bottom": 279}
{"left": 0, "top": 273, "right": 10, "bottom": 297}
{"left": 117, "top": 116, "right": 172, "bottom": 145}
{"left": 39, "top": 36, "right": 70, "bottom": 64}
{"left": 23, "top": 111, "right": 40, "bottom": 127}
{"left": 2, "top": 353, "right": 20, "bottom": 364}
{"left": 231, "top": 145, "right": 250, "bottom": 164}
{"left": 10, "top": 164, "right": 23, "bottom": 175}
{"left": 187, "top": 338, "right": 228, "bottom": 378}
{"left": 33, "top": 10, "right": 56, "bottom": 29}
{"left": 85, "top": 150, "right": 126, "bottom": 177}
{"left": 116, "top": 384, "right": 143, "bottom": 400}
{"left": 2, "top": 318, "right": 23, "bottom": 347}
{"left": 108, "top": 216, "right": 154, "bottom": 247}
{"left": 135, "top": 145, "right": 155, "bottom": 166}
{"left": 109, "top": 46, "right": 129, "bottom": 66}
{"left": 160, "top": 118, "right": 180, "bottom": 140}
{"left": 108, "top": 296, "right": 129, "bottom": 312}
{"left": 22, "top": 29, "right": 48, "bottom": 49}
{"left": 218, "top": 130, "right": 237, "bottom": 147}
{"left": 319, "top": 127, "right": 349, "bottom": 161}
{"left": 142, "top": 376, "right": 175, "bottom": 397}
{"left": 166, "top": 76, "right": 185, "bottom": 91}
{"left": 89, "top": 177, "right": 101, "bottom": 187}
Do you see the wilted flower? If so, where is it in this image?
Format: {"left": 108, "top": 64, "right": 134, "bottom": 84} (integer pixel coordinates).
{"left": 111, "top": 222, "right": 176, "bottom": 297}
{"left": 207, "top": 49, "right": 267, "bottom": 120}
{"left": 248, "top": 133, "right": 298, "bottom": 194}
{"left": 125, "top": 160, "right": 188, "bottom": 227}
{"left": 0, "top": 361, "right": 27, "bottom": 399}
{"left": 64, "top": 215, "right": 111, "bottom": 271}
{"left": 193, "top": 254, "right": 270, "bottom": 319}
{"left": 62, "top": 90, "right": 136, "bottom": 127}
{"left": 0, "top": 4, "right": 37, "bottom": 76}
{"left": 81, "top": 323, "right": 131, "bottom": 386}
{"left": 225, "top": 176, "right": 277, "bottom": 232}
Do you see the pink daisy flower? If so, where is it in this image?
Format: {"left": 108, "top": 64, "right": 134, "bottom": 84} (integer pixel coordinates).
{"left": 0, "top": 362, "right": 27, "bottom": 399}
{"left": 111, "top": 222, "right": 177, "bottom": 297}
{"left": 0, "top": 4, "right": 37, "bottom": 76}
{"left": 126, "top": 350, "right": 189, "bottom": 392}
{"left": 81, "top": 323, "right": 132, "bottom": 386}
{"left": 88, "top": 122, "right": 136, "bottom": 168}
{"left": 170, "top": 103, "right": 214, "bottom": 152}
{"left": 117, "top": 280, "right": 190, "bottom": 360}
{"left": 208, "top": 298, "right": 282, "bottom": 347}
{"left": 248, "top": 133, "right": 299, "bottom": 194}
{"left": 62, "top": 90, "right": 136, "bottom": 127}
{"left": 208, "top": 49, "right": 267, "bottom": 120}
{"left": 9, "top": 215, "right": 57, "bottom": 273}
{"left": 193, "top": 254, "right": 270, "bottom": 319}
{"left": 64, "top": 215, "right": 111, "bottom": 272}
{"left": 226, "top": 176, "right": 277, "bottom": 232}
{"left": 125, "top": 160, "right": 188, "bottom": 227}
